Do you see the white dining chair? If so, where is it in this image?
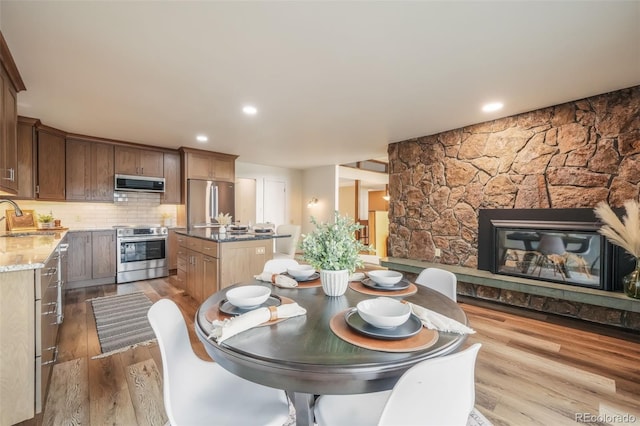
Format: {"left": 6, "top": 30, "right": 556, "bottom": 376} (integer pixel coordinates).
{"left": 147, "top": 299, "right": 290, "bottom": 426}
{"left": 263, "top": 258, "right": 299, "bottom": 274}
{"left": 415, "top": 267, "right": 458, "bottom": 302}
{"left": 314, "top": 343, "right": 483, "bottom": 426}
{"left": 274, "top": 224, "right": 301, "bottom": 259}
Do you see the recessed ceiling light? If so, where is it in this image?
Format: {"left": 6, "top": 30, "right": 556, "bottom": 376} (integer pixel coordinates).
{"left": 196, "top": 135, "right": 208, "bottom": 142}
{"left": 482, "top": 102, "right": 504, "bottom": 112}
{"left": 242, "top": 105, "right": 258, "bottom": 115}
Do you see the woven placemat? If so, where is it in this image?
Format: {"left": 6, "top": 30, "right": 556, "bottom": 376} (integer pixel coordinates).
{"left": 330, "top": 309, "right": 439, "bottom": 353}
{"left": 349, "top": 281, "right": 418, "bottom": 297}
{"left": 205, "top": 295, "right": 296, "bottom": 325}
{"left": 291, "top": 278, "right": 323, "bottom": 289}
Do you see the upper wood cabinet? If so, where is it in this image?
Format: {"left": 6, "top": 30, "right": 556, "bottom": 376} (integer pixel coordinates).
{"left": 181, "top": 148, "right": 237, "bottom": 182}
{"left": 114, "top": 146, "right": 163, "bottom": 177}
{"left": 161, "top": 151, "right": 181, "bottom": 204}
{"left": 0, "top": 31, "right": 26, "bottom": 195}
{"left": 15, "top": 117, "right": 38, "bottom": 199}
{"left": 66, "top": 138, "right": 114, "bottom": 201}
{"left": 36, "top": 126, "right": 66, "bottom": 201}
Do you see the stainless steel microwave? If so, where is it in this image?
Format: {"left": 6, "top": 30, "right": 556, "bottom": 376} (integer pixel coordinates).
{"left": 115, "top": 174, "right": 165, "bottom": 193}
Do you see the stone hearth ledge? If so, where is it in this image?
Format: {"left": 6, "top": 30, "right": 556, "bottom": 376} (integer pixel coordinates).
{"left": 381, "top": 257, "right": 640, "bottom": 314}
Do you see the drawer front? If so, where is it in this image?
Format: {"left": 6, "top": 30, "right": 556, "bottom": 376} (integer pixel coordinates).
{"left": 199, "top": 240, "right": 218, "bottom": 257}
{"left": 176, "top": 234, "right": 187, "bottom": 247}
{"left": 186, "top": 237, "right": 202, "bottom": 251}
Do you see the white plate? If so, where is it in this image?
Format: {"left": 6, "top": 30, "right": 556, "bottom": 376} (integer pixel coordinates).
{"left": 345, "top": 309, "right": 422, "bottom": 340}
{"left": 362, "top": 278, "right": 411, "bottom": 291}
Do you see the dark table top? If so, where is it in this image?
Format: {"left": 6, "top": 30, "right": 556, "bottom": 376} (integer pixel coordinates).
{"left": 195, "top": 279, "right": 468, "bottom": 395}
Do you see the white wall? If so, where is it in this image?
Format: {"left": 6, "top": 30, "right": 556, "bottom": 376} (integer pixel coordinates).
{"left": 235, "top": 161, "right": 303, "bottom": 227}
{"left": 301, "top": 165, "right": 338, "bottom": 235}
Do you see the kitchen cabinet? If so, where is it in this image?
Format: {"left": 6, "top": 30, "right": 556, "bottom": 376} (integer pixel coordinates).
{"left": 36, "top": 125, "right": 66, "bottom": 201}
{"left": 181, "top": 147, "right": 237, "bottom": 182}
{"left": 67, "top": 231, "right": 92, "bottom": 282}
{"left": 0, "top": 32, "right": 25, "bottom": 196}
{"left": 178, "top": 235, "right": 219, "bottom": 303}
{"left": 67, "top": 230, "right": 116, "bottom": 287}
{"left": 218, "top": 239, "right": 272, "bottom": 289}
{"left": 176, "top": 233, "right": 187, "bottom": 291}
{"left": 0, "top": 246, "right": 62, "bottom": 425}
{"left": 15, "top": 116, "right": 38, "bottom": 199}
{"left": 66, "top": 138, "right": 114, "bottom": 201}
{"left": 161, "top": 151, "right": 181, "bottom": 204}
{"left": 178, "top": 234, "right": 273, "bottom": 302}
{"left": 114, "top": 145, "right": 163, "bottom": 177}
{"left": 168, "top": 229, "right": 178, "bottom": 271}
{"left": 92, "top": 230, "right": 117, "bottom": 279}
{"left": 0, "top": 65, "right": 18, "bottom": 194}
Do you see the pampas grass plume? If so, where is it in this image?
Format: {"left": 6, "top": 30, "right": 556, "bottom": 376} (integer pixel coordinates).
{"left": 594, "top": 200, "right": 640, "bottom": 258}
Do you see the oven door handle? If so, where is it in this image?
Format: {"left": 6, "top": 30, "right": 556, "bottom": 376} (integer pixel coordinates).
{"left": 117, "top": 237, "right": 167, "bottom": 243}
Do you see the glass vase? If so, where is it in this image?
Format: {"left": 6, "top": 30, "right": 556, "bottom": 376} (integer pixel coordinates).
{"left": 623, "top": 258, "right": 640, "bottom": 299}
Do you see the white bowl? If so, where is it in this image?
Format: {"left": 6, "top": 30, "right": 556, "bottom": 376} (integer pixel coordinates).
{"left": 357, "top": 298, "right": 411, "bottom": 328}
{"left": 287, "top": 265, "right": 316, "bottom": 280}
{"left": 367, "top": 270, "right": 403, "bottom": 287}
{"left": 226, "top": 285, "right": 271, "bottom": 309}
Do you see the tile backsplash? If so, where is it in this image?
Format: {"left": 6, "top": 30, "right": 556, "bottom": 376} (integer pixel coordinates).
{"left": 9, "top": 192, "right": 179, "bottom": 230}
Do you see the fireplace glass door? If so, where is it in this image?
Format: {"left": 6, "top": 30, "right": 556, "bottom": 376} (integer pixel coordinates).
{"left": 496, "top": 228, "right": 603, "bottom": 288}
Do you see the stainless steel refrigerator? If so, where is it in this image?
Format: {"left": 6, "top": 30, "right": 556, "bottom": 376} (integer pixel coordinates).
{"left": 187, "top": 179, "right": 235, "bottom": 229}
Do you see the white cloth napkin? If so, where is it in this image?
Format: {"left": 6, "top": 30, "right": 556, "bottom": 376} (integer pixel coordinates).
{"left": 254, "top": 271, "right": 298, "bottom": 288}
{"left": 210, "top": 302, "right": 307, "bottom": 343}
{"left": 404, "top": 301, "right": 475, "bottom": 334}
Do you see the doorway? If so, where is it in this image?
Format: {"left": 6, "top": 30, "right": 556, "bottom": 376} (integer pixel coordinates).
{"left": 263, "top": 179, "right": 286, "bottom": 227}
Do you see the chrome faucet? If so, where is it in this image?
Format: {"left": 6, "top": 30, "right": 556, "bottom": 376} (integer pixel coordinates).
{"left": 0, "top": 199, "right": 23, "bottom": 223}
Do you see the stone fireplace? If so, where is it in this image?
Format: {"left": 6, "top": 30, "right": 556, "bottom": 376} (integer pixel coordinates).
{"left": 478, "top": 208, "right": 634, "bottom": 292}
{"left": 384, "top": 86, "right": 640, "bottom": 330}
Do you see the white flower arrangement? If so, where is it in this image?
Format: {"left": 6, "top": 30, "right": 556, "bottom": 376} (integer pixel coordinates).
{"left": 300, "top": 211, "right": 369, "bottom": 273}
{"left": 216, "top": 213, "right": 232, "bottom": 226}
{"left": 594, "top": 200, "right": 640, "bottom": 258}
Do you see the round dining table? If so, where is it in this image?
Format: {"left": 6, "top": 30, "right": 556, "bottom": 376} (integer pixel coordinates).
{"left": 195, "top": 278, "right": 469, "bottom": 426}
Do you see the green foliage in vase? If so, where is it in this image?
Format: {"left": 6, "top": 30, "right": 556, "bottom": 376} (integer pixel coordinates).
{"left": 38, "top": 212, "right": 54, "bottom": 223}
{"left": 301, "top": 211, "right": 369, "bottom": 273}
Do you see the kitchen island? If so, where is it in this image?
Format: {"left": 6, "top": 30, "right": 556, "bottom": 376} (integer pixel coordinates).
{"left": 0, "top": 230, "right": 68, "bottom": 425}
{"left": 175, "top": 229, "right": 290, "bottom": 304}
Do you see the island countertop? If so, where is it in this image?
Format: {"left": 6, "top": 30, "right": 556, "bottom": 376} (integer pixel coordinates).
{"left": 176, "top": 228, "right": 290, "bottom": 242}
{"left": 0, "top": 230, "right": 68, "bottom": 272}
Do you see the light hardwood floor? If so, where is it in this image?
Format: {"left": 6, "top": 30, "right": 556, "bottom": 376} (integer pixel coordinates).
{"left": 31, "top": 277, "right": 640, "bottom": 426}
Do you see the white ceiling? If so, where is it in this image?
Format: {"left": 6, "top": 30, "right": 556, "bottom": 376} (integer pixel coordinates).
{"left": 1, "top": 1, "right": 639, "bottom": 170}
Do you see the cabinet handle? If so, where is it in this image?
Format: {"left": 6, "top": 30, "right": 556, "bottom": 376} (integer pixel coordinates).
{"left": 43, "top": 267, "right": 57, "bottom": 276}
{"left": 42, "top": 346, "right": 58, "bottom": 366}
{"left": 1, "top": 168, "right": 15, "bottom": 181}
{"left": 42, "top": 301, "right": 57, "bottom": 315}
{"left": 36, "top": 185, "right": 40, "bottom": 194}
{"left": 141, "top": 167, "right": 144, "bottom": 175}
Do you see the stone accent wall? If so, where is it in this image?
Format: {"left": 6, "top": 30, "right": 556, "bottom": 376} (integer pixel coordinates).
{"left": 388, "top": 86, "right": 640, "bottom": 266}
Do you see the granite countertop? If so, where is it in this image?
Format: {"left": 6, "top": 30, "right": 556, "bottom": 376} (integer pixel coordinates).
{"left": 0, "top": 230, "right": 68, "bottom": 272}
{"left": 177, "top": 228, "right": 290, "bottom": 242}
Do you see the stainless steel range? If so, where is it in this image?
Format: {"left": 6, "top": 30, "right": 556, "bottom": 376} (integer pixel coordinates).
{"left": 115, "top": 225, "right": 168, "bottom": 283}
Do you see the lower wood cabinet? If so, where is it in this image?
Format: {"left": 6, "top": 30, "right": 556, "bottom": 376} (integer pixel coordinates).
{"left": 67, "top": 230, "right": 116, "bottom": 288}
{"left": 0, "top": 249, "right": 61, "bottom": 425}
{"left": 177, "top": 234, "right": 274, "bottom": 303}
